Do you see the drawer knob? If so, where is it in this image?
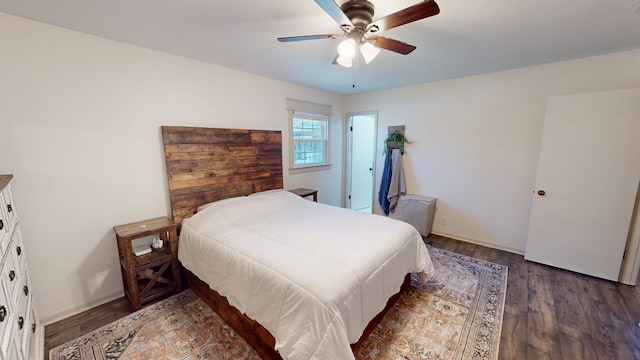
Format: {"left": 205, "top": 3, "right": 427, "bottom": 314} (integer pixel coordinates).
{"left": 7, "top": 204, "right": 11, "bottom": 213}
{"left": 18, "top": 316, "right": 24, "bottom": 329}
{"left": 8, "top": 270, "right": 15, "bottom": 281}
{"left": 16, "top": 246, "right": 21, "bottom": 256}
{"left": 0, "top": 306, "right": 6, "bottom": 322}
{"left": 23, "top": 285, "right": 29, "bottom": 296}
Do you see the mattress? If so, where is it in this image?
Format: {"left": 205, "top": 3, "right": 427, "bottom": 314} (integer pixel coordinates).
{"left": 179, "top": 189, "right": 434, "bottom": 360}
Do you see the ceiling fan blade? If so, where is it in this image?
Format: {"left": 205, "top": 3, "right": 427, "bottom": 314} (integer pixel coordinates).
{"left": 278, "top": 34, "right": 338, "bottom": 42}
{"left": 369, "top": 36, "right": 416, "bottom": 55}
{"left": 370, "top": 0, "right": 440, "bottom": 33}
{"left": 314, "top": 0, "right": 353, "bottom": 27}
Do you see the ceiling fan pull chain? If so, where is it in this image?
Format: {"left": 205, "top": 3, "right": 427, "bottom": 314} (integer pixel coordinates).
{"left": 352, "top": 51, "right": 358, "bottom": 88}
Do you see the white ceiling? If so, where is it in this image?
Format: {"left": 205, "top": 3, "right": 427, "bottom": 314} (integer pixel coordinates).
{"left": 2, "top": 0, "right": 640, "bottom": 94}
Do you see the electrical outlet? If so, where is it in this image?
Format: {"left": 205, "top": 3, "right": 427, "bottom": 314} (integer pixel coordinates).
{"left": 440, "top": 217, "right": 447, "bottom": 225}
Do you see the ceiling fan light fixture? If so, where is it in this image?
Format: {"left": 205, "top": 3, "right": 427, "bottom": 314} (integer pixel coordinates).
{"left": 360, "top": 41, "right": 380, "bottom": 64}
{"left": 336, "top": 55, "right": 353, "bottom": 68}
{"left": 337, "top": 38, "right": 357, "bottom": 59}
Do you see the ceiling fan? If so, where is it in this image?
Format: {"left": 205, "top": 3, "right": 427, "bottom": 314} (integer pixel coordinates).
{"left": 278, "top": 0, "right": 440, "bottom": 68}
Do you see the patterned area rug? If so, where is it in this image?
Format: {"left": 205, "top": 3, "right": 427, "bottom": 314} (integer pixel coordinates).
{"left": 50, "top": 247, "right": 507, "bottom": 360}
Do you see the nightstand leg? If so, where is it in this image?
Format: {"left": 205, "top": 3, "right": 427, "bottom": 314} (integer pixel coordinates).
{"left": 121, "top": 238, "right": 141, "bottom": 311}
{"left": 168, "top": 227, "right": 181, "bottom": 291}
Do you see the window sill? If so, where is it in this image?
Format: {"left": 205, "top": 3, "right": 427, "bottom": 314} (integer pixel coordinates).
{"left": 289, "top": 164, "right": 332, "bottom": 174}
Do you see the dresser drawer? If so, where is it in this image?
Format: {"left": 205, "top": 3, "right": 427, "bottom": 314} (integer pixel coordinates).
{"left": 5, "top": 340, "right": 19, "bottom": 360}
{"left": 3, "top": 248, "right": 20, "bottom": 305}
{"left": 11, "top": 225, "right": 26, "bottom": 274}
{"left": 26, "top": 305, "right": 40, "bottom": 360}
{"left": 0, "top": 276, "right": 14, "bottom": 359}
{"left": 14, "top": 291, "right": 31, "bottom": 360}
{"left": 0, "top": 195, "right": 8, "bottom": 255}
{"left": 0, "top": 184, "right": 17, "bottom": 230}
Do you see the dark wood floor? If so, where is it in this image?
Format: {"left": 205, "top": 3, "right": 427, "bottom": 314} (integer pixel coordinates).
{"left": 45, "top": 235, "right": 640, "bottom": 359}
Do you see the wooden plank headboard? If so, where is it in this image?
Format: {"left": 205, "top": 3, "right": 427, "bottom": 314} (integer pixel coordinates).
{"left": 161, "top": 126, "right": 283, "bottom": 227}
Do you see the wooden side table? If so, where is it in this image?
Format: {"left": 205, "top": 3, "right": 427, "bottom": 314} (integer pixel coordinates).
{"left": 113, "top": 216, "right": 181, "bottom": 310}
{"left": 289, "top": 188, "right": 318, "bottom": 202}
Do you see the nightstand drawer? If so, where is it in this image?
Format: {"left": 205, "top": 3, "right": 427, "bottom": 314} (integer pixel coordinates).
{"left": 129, "top": 246, "right": 173, "bottom": 269}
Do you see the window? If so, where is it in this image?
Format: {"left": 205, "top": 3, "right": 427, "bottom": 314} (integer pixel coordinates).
{"left": 287, "top": 99, "right": 332, "bottom": 171}
{"left": 291, "top": 114, "right": 328, "bottom": 167}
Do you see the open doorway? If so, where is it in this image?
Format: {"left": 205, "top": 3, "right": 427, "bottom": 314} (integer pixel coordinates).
{"left": 346, "top": 112, "right": 377, "bottom": 213}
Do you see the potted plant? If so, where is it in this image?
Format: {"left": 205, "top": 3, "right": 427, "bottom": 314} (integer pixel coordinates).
{"left": 384, "top": 130, "right": 411, "bottom": 154}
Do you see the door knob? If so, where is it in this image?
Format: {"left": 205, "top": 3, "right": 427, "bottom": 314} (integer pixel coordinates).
{"left": 537, "top": 190, "right": 546, "bottom": 196}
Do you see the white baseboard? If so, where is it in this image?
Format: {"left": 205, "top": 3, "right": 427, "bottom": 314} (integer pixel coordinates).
{"left": 430, "top": 230, "right": 525, "bottom": 256}
{"left": 41, "top": 291, "right": 124, "bottom": 325}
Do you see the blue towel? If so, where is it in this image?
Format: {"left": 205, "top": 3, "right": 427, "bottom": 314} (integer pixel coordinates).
{"left": 378, "top": 150, "right": 393, "bottom": 215}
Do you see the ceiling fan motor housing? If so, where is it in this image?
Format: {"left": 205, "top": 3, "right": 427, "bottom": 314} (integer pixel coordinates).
{"left": 341, "top": 0, "right": 375, "bottom": 28}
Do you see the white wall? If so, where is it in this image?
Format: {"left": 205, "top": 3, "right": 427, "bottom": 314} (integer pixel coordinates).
{"left": 345, "top": 49, "right": 640, "bottom": 254}
{"left": 0, "top": 13, "right": 343, "bottom": 323}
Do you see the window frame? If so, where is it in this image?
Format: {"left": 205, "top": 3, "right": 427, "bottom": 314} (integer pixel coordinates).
{"left": 288, "top": 111, "right": 331, "bottom": 172}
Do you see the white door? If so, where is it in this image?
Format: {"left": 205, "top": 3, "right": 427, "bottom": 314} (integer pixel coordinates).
{"left": 347, "top": 113, "right": 376, "bottom": 212}
{"left": 525, "top": 88, "right": 640, "bottom": 281}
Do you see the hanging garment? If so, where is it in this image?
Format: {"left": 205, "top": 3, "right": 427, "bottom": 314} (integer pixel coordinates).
{"left": 387, "top": 149, "right": 406, "bottom": 214}
{"left": 378, "top": 149, "right": 393, "bottom": 215}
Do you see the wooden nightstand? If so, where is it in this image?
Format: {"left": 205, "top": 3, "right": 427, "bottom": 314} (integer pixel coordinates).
{"left": 289, "top": 188, "right": 318, "bottom": 202}
{"left": 113, "top": 216, "right": 181, "bottom": 310}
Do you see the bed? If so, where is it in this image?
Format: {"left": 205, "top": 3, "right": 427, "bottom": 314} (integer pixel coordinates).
{"left": 162, "top": 126, "right": 434, "bottom": 360}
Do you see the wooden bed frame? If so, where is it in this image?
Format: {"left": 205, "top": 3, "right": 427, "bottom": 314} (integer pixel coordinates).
{"left": 161, "top": 125, "right": 410, "bottom": 359}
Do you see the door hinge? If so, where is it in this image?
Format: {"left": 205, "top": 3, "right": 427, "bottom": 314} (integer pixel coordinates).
{"left": 350, "top": 126, "right": 353, "bottom": 131}
{"left": 348, "top": 195, "right": 351, "bottom": 199}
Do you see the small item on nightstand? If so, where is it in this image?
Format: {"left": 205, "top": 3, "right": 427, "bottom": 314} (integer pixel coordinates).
{"left": 133, "top": 244, "right": 152, "bottom": 256}
{"left": 151, "top": 235, "right": 164, "bottom": 249}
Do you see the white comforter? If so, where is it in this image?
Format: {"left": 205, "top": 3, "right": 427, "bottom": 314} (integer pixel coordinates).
{"left": 179, "top": 190, "right": 434, "bottom": 360}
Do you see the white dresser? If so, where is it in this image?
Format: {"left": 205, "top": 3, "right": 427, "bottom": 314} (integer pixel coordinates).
{"left": 0, "top": 175, "right": 42, "bottom": 360}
